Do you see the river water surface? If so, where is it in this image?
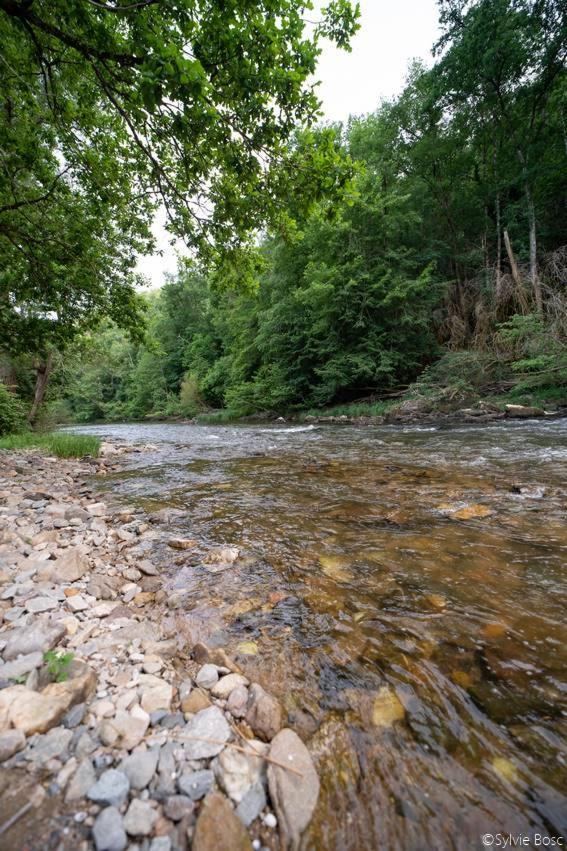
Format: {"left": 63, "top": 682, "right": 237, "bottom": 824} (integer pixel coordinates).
{"left": 73, "top": 419, "right": 567, "bottom": 850}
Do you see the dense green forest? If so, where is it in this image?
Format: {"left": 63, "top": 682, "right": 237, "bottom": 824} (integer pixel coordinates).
{"left": 1, "top": 0, "right": 566, "bottom": 430}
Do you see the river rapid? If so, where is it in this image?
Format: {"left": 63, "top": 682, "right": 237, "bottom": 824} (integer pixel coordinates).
{"left": 70, "top": 419, "right": 567, "bottom": 850}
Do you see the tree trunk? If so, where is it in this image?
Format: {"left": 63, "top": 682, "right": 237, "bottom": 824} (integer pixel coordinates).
{"left": 28, "top": 352, "right": 53, "bottom": 425}
{"left": 495, "top": 190, "right": 502, "bottom": 306}
{"left": 524, "top": 181, "right": 543, "bottom": 313}
{"left": 503, "top": 229, "right": 529, "bottom": 314}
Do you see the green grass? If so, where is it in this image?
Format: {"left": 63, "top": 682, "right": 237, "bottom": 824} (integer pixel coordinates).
{"left": 194, "top": 409, "right": 244, "bottom": 424}
{"left": 300, "top": 400, "right": 396, "bottom": 419}
{"left": 0, "top": 432, "right": 101, "bottom": 458}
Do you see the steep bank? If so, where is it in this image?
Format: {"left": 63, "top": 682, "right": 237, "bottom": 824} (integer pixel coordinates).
{"left": 0, "top": 445, "right": 318, "bottom": 851}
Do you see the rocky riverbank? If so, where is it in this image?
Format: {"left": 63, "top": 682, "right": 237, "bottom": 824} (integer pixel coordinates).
{"left": 0, "top": 445, "right": 319, "bottom": 851}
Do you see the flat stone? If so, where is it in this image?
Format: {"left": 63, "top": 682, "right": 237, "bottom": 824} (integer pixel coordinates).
{"left": 183, "top": 706, "right": 230, "bottom": 760}
{"left": 67, "top": 594, "right": 90, "bottom": 612}
{"left": 25, "top": 726, "right": 73, "bottom": 764}
{"left": 92, "top": 806, "right": 127, "bottom": 851}
{"left": 87, "top": 768, "right": 130, "bottom": 807}
{"left": 0, "top": 729, "right": 25, "bottom": 762}
{"left": 3, "top": 619, "right": 65, "bottom": 660}
{"left": 177, "top": 769, "right": 214, "bottom": 801}
{"left": 123, "top": 798, "right": 158, "bottom": 837}
{"left": 195, "top": 664, "right": 219, "bottom": 689}
{"left": 66, "top": 758, "right": 97, "bottom": 801}
{"left": 163, "top": 794, "right": 195, "bottom": 822}
{"left": 236, "top": 781, "right": 266, "bottom": 827}
{"left": 0, "top": 651, "right": 43, "bottom": 681}
{"left": 192, "top": 792, "right": 252, "bottom": 851}
{"left": 211, "top": 673, "right": 249, "bottom": 700}
{"left": 267, "top": 728, "right": 320, "bottom": 848}
{"left": 44, "top": 546, "right": 90, "bottom": 583}
{"left": 25, "top": 596, "right": 58, "bottom": 613}
{"left": 245, "top": 684, "right": 282, "bottom": 742}
{"left": 119, "top": 748, "right": 159, "bottom": 790}
{"left": 138, "top": 560, "right": 159, "bottom": 575}
{"left": 62, "top": 702, "right": 86, "bottom": 729}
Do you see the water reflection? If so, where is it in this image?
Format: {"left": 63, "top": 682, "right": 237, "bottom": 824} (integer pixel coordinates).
{"left": 71, "top": 420, "right": 567, "bottom": 848}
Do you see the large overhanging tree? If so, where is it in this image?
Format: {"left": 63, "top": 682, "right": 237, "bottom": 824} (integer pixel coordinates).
{"left": 0, "top": 0, "right": 359, "bottom": 418}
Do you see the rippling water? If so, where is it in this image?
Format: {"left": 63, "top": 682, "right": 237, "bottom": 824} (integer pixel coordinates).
{"left": 71, "top": 419, "right": 567, "bottom": 849}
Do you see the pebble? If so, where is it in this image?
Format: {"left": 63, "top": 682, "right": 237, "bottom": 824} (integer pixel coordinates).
{"left": 178, "top": 768, "right": 215, "bottom": 801}
{"left": 163, "top": 794, "right": 195, "bottom": 822}
{"left": 92, "top": 806, "right": 127, "bottom": 851}
{"left": 119, "top": 748, "right": 159, "bottom": 790}
{"left": 87, "top": 768, "right": 130, "bottom": 807}
{"left": 195, "top": 664, "right": 219, "bottom": 689}
{"left": 123, "top": 798, "right": 158, "bottom": 837}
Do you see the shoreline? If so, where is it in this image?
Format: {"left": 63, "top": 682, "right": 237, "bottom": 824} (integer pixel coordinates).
{"left": 0, "top": 444, "right": 317, "bottom": 850}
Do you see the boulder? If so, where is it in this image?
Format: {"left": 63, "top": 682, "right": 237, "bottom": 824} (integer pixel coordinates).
{"left": 267, "top": 729, "right": 320, "bottom": 849}
{"left": 245, "top": 684, "right": 282, "bottom": 742}
{"left": 192, "top": 792, "right": 253, "bottom": 851}
{"left": 505, "top": 404, "right": 544, "bottom": 418}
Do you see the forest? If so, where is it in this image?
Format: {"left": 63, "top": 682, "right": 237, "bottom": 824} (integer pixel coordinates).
{"left": 1, "top": 0, "right": 566, "bottom": 431}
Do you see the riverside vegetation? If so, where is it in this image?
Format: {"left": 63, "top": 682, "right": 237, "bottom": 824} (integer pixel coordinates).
{"left": 2, "top": 1, "right": 565, "bottom": 429}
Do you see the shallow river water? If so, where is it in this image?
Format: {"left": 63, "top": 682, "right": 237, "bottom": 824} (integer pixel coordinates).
{"left": 72, "top": 419, "right": 567, "bottom": 850}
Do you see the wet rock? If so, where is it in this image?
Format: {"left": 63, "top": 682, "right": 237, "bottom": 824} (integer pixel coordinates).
{"left": 203, "top": 547, "right": 239, "bottom": 566}
{"left": 3, "top": 618, "right": 65, "bottom": 660}
{"left": 0, "top": 728, "right": 25, "bottom": 761}
{"left": 236, "top": 781, "right": 266, "bottom": 826}
{"left": 93, "top": 806, "right": 127, "bottom": 851}
{"left": 183, "top": 706, "right": 231, "bottom": 760}
{"left": 87, "top": 768, "right": 130, "bottom": 807}
{"left": 164, "top": 794, "right": 195, "bottom": 822}
{"left": 178, "top": 768, "right": 214, "bottom": 801}
{"left": 192, "top": 792, "right": 253, "bottom": 851}
{"left": 245, "top": 684, "right": 282, "bottom": 742}
{"left": 267, "top": 728, "right": 320, "bottom": 849}
{"left": 195, "top": 664, "right": 219, "bottom": 689}
{"left": 211, "top": 673, "right": 249, "bottom": 700}
{"left": 213, "top": 741, "right": 267, "bottom": 802}
{"left": 66, "top": 757, "right": 97, "bottom": 801}
{"left": 227, "top": 685, "right": 248, "bottom": 718}
{"left": 167, "top": 538, "right": 198, "bottom": 550}
{"left": 119, "top": 748, "right": 159, "bottom": 789}
{"left": 123, "top": 798, "right": 158, "bottom": 837}
{"left": 371, "top": 686, "right": 406, "bottom": 727}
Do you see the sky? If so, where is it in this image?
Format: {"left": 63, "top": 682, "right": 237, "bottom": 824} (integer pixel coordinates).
{"left": 136, "top": 0, "right": 441, "bottom": 288}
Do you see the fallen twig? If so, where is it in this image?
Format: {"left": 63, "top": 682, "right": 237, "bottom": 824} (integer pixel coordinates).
{"left": 173, "top": 733, "right": 304, "bottom": 777}
{"left": 0, "top": 801, "right": 34, "bottom": 837}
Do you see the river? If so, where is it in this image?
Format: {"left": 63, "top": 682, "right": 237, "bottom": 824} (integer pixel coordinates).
{"left": 70, "top": 419, "right": 567, "bottom": 849}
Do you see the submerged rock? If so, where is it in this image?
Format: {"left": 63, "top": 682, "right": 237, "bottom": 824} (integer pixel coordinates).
{"left": 267, "top": 728, "right": 320, "bottom": 849}
{"left": 245, "top": 683, "right": 282, "bottom": 742}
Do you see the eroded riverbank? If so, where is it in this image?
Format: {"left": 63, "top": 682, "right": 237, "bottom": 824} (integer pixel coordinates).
{"left": 0, "top": 445, "right": 317, "bottom": 851}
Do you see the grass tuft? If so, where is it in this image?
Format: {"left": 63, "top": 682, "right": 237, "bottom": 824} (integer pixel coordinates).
{"left": 195, "top": 409, "right": 243, "bottom": 424}
{"left": 300, "top": 400, "right": 395, "bottom": 419}
{"left": 0, "top": 432, "right": 100, "bottom": 458}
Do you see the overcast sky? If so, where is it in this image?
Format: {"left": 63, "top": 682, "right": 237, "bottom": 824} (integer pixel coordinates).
{"left": 137, "top": 0, "right": 440, "bottom": 287}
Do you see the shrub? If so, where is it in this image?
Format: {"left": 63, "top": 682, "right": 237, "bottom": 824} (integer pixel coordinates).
{"left": 0, "top": 383, "right": 28, "bottom": 436}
